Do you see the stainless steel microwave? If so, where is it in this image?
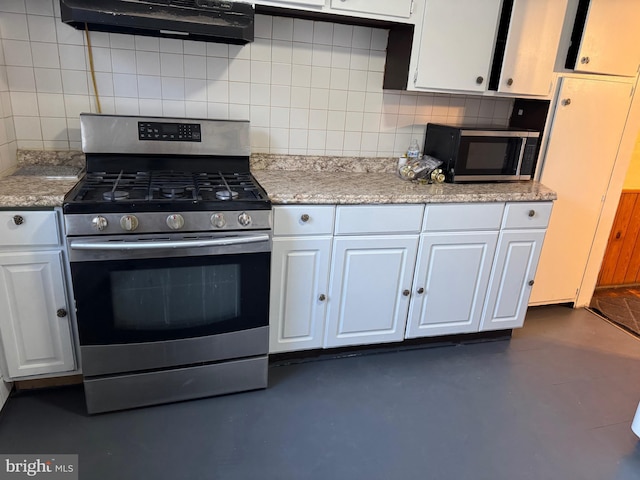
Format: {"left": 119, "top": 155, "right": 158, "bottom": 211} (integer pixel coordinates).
{"left": 423, "top": 124, "right": 540, "bottom": 183}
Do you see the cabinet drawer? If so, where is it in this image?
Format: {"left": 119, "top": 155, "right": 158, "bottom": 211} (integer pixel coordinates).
{"left": 335, "top": 205, "right": 424, "bottom": 235}
{"left": 0, "top": 210, "right": 60, "bottom": 247}
{"left": 273, "top": 206, "right": 335, "bottom": 236}
{"left": 423, "top": 203, "right": 504, "bottom": 232}
{"left": 502, "top": 202, "right": 553, "bottom": 229}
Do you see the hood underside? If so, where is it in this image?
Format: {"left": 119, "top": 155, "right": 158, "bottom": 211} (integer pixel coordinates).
{"left": 60, "top": 0, "right": 254, "bottom": 44}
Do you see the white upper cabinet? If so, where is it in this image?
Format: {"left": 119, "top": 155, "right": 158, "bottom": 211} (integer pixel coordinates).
{"left": 329, "top": 0, "right": 414, "bottom": 19}
{"left": 573, "top": 0, "right": 640, "bottom": 77}
{"left": 253, "top": 0, "right": 415, "bottom": 22}
{"left": 498, "top": 0, "right": 568, "bottom": 96}
{"left": 414, "top": 0, "right": 503, "bottom": 92}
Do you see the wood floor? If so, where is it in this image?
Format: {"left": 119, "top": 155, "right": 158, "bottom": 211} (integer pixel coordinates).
{"left": 0, "top": 306, "right": 638, "bottom": 480}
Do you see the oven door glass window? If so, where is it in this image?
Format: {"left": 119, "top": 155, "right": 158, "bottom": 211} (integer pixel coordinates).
{"left": 456, "top": 136, "right": 522, "bottom": 176}
{"left": 71, "top": 252, "right": 270, "bottom": 345}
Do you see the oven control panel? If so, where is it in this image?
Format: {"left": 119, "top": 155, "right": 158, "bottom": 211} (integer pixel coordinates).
{"left": 138, "top": 122, "right": 202, "bottom": 142}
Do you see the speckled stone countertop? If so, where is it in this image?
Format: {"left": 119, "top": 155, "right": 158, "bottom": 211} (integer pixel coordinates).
{"left": 0, "top": 151, "right": 556, "bottom": 208}
{"left": 251, "top": 154, "right": 557, "bottom": 204}
{"left": 0, "top": 150, "right": 84, "bottom": 208}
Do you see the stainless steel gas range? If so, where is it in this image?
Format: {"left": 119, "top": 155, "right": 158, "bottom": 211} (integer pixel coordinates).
{"left": 63, "top": 114, "right": 271, "bottom": 414}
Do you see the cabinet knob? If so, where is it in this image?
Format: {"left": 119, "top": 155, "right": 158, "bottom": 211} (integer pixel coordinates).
{"left": 12, "top": 215, "right": 24, "bottom": 226}
{"left": 318, "top": 294, "right": 326, "bottom": 301}
{"left": 528, "top": 210, "right": 535, "bottom": 217}
{"left": 56, "top": 308, "right": 67, "bottom": 318}
{"left": 300, "top": 214, "right": 310, "bottom": 223}
{"left": 528, "top": 280, "right": 535, "bottom": 287}
{"left": 580, "top": 56, "right": 590, "bottom": 64}
{"left": 506, "top": 78, "right": 514, "bottom": 86}
{"left": 417, "top": 288, "right": 425, "bottom": 294}
{"left": 561, "top": 98, "right": 571, "bottom": 106}
{"left": 476, "top": 76, "right": 484, "bottom": 85}
{"left": 402, "top": 289, "right": 410, "bottom": 297}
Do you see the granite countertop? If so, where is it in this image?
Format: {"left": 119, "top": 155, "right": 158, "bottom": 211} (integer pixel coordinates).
{"left": 254, "top": 170, "right": 556, "bottom": 204}
{"left": 0, "top": 175, "right": 78, "bottom": 208}
{"left": 0, "top": 151, "right": 557, "bottom": 208}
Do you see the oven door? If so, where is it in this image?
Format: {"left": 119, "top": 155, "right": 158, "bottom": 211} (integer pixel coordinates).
{"left": 453, "top": 134, "right": 525, "bottom": 181}
{"left": 68, "top": 231, "right": 271, "bottom": 347}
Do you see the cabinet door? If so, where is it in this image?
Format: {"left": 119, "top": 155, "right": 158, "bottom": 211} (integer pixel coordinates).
{"left": 406, "top": 232, "right": 498, "bottom": 338}
{"left": 575, "top": 0, "right": 640, "bottom": 77}
{"left": 325, "top": 235, "right": 418, "bottom": 348}
{"left": 329, "top": 0, "right": 413, "bottom": 19}
{"left": 415, "top": 0, "right": 503, "bottom": 92}
{"left": 269, "top": 237, "right": 332, "bottom": 353}
{"left": 0, "top": 251, "right": 75, "bottom": 378}
{"left": 531, "top": 77, "right": 632, "bottom": 305}
{"left": 498, "top": 0, "right": 567, "bottom": 95}
{"left": 480, "top": 230, "right": 546, "bottom": 331}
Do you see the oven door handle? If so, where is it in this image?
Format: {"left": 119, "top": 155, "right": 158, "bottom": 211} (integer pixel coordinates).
{"left": 69, "top": 234, "right": 270, "bottom": 251}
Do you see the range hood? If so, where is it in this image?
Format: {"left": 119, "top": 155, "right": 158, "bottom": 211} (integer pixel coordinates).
{"left": 60, "top": 0, "right": 254, "bottom": 44}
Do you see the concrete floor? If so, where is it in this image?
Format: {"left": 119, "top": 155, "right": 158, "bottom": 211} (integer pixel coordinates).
{"left": 0, "top": 306, "right": 639, "bottom": 480}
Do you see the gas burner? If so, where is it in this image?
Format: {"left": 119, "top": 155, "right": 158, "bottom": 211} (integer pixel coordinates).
{"left": 160, "top": 186, "right": 188, "bottom": 199}
{"left": 216, "top": 189, "right": 239, "bottom": 200}
{"left": 103, "top": 190, "right": 130, "bottom": 201}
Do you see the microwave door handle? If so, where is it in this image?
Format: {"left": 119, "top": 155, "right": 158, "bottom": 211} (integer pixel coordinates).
{"left": 515, "top": 138, "right": 527, "bottom": 176}
{"left": 69, "top": 234, "right": 270, "bottom": 251}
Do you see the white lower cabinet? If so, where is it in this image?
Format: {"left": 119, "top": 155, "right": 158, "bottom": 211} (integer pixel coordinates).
{"left": 480, "top": 230, "right": 546, "bottom": 331}
{"left": 406, "top": 232, "right": 498, "bottom": 338}
{"left": 0, "top": 209, "right": 76, "bottom": 380}
{"left": 324, "top": 235, "right": 418, "bottom": 348}
{"left": 269, "top": 237, "right": 332, "bottom": 353}
{"left": 0, "top": 250, "right": 75, "bottom": 378}
{"left": 269, "top": 202, "right": 552, "bottom": 353}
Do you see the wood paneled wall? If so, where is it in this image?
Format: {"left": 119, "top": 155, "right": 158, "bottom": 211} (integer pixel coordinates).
{"left": 598, "top": 190, "right": 640, "bottom": 286}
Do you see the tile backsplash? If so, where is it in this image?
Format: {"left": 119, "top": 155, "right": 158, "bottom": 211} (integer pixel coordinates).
{"left": 0, "top": 0, "right": 513, "bottom": 165}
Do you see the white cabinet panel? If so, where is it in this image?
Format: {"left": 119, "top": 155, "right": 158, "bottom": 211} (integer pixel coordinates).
{"left": 481, "top": 230, "right": 545, "bottom": 331}
{"left": 406, "top": 232, "right": 498, "bottom": 338}
{"left": 330, "top": 0, "right": 413, "bottom": 19}
{"left": 325, "top": 235, "right": 418, "bottom": 348}
{"left": 423, "top": 203, "right": 504, "bottom": 232}
{"left": 269, "top": 237, "right": 332, "bottom": 353}
{"left": 498, "top": 0, "right": 567, "bottom": 95}
{"left": 531, "top": 77, "right": 632, "bottom": 304}
{"left": 273, "top": 205, "right": 335, "bottom": 236}
{"left": 0, "top": 251, "right": 75, "bottom": 378}
{"left": 502, "top": 202, "right": 553, "bottom": 230}
{"left": 415, "top": 0, "right": 503, "bottom": 92}
{"left": 0, "top": 211, "right": 59, "bottom": 247}
{"left": 574, "top": 0, "right": 640, "bottom": 77}
{"left": 335, "top": 205, "right": 423, "bottom": 235}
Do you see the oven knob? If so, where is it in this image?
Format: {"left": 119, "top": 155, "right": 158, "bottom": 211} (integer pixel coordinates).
{"left": 91, "top": 216, "right": 108, "bottom": 232}
{"left": 211, "top": 213, "right": 226, "bottom": 228}
{"left": 120, "top": 215, "right": 139, "bottom": 231}
{"left": 166, "top": 214, "right": 185, "bottom": 230}
{"left": 238, "top": 212, "right": 252, "bottom": 227}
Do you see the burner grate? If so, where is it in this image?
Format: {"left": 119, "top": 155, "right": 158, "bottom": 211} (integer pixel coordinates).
{"left": 71, "top": 170, "right": 265, "bottom": 204}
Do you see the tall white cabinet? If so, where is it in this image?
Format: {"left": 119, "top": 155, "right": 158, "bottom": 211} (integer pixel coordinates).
{"left": 530, "top": 77, "right": 633, "bottom": 305}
